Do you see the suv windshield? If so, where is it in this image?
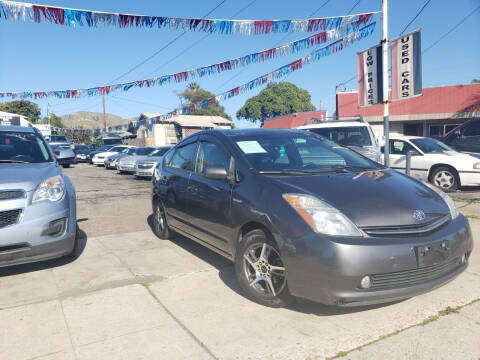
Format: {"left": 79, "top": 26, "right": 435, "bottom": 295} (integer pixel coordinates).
{"left": 47, "top": 135, "right": 68, "bottom": 143}
{"left": 307, "top": 126, "right": 372, "bottom": 147}
{"left": 0, "top": 131, "right": 53, "bottom": 163}
{"left": 233, "top": 132, "right": 377, "bottom": 173}
{"left": 411, "top": 138, "right": 455, "bottom": 153}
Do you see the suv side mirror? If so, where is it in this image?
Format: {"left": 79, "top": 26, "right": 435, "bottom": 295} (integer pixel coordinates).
{"left": 203, "top": 166, "right": 229, "bottom": 180}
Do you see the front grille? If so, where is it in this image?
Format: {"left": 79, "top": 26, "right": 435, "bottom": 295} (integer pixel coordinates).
{"left": 0, "top": 209, "right": 22, "bottom": 228}
{"left": 138, "top": 163, "right": 154, "bottom": 169}
{"left": 362, "top": 215, "right": 450, "bottom": 236}
{"left": 370, "top": 257, "right": 461, "bottom": 290}
{"left": 0, "top": 190, "right": 25, "bottom": 200}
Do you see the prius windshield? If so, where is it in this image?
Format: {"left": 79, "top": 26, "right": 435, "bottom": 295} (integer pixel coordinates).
{"left": 233, "top": 132, "right": 378, "bottom": 173}
{"left": 0, "top": 131, "right": 53, "bottom": 163}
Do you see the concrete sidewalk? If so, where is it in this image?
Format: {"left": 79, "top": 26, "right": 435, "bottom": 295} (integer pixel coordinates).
{"left": 1, "top": 221, "right": 479, "bottom": 359}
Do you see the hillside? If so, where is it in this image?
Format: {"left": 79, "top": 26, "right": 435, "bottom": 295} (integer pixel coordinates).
{"left": 60, "top": 111, "right": 137, "bottom": 129}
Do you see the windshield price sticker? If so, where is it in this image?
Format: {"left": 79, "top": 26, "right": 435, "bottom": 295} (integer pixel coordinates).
{"left": 237, "top": 141, "right": 268, "bottom": 154}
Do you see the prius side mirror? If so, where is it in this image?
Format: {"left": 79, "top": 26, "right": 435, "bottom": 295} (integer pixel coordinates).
{"left": 454, "top": 129, "right": 462, "bottom": 138}
{"left": 203, "top": 166, "right": 229, "bottom": 180}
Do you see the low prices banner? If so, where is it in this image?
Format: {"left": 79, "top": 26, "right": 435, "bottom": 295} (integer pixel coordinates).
{"left": 391, "top": 29, "right": 422, "bottom": 101}
{"left": 357, "top": 44, "right": 383, "bottom": 106}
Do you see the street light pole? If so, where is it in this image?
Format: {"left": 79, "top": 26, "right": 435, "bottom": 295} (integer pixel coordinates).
{"left": 382, "top": 0, "right": 390, "bottom": 167}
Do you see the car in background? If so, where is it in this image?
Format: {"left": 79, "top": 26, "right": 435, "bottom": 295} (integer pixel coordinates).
{"left": 439, "top": 118, "right": 480, "bottom": 154}
{"left": 117, "top": 147, "right": 156, "bottom": 174}
{"left": 382, "top": 135, "right": 480, "bottom": 190}
{"left": 92, "top": 145, "right": 135, "bottom": 166}
{"left": 104, "top": 146, "right": 137, "bottom": 169}
{"left": 45, "top": 134, "right": 74, "bottom": 151}
{"left": 95, "top": 134, "right": 124, "bottom": 148}
{"left": 88, "top": 144, "right": 114, "bottom": 164}
{"left": 51, "top": 145, "right": 76, "bottom": 168}
{"left": 134, "top": 146, "right": 172, "bottom": 178}
{"left": 73, "top": 144, "right": 91, "bottom": 163}
{"left": 298, "top": 118, "right": 381, "bottom": 162}
{"left": 151, "top": 129, "right": 472, "bottom": 307}
{"left": 0, "top": 125, "right": 78, "bottom": 267}
{"left": 105, "top": 130, "right": 136, "bottom": 139}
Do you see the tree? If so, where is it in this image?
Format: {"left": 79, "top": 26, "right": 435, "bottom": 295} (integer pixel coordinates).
{"left": 41, "top": 113, "right": 64, "bottom": 128}
{"left": 0, "top": 100, "right": 41, "bottom": 123}
{"left": 236, "top": 82, "right": 315, "bottom": 126}
{"left": 472, "top": 79, "right": 480, "bottom": 83}
{"left": 179, "top": 83, "right": 231, "bottom": 120}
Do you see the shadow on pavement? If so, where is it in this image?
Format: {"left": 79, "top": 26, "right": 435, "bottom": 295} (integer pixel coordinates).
{"left": 0, "top": 225, "right": 88, "bottom": 277}
{"left": 146, "top": 214, "right": 402, "bottom": 315}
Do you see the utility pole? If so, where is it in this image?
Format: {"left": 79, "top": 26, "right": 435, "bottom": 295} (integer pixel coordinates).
{"left": 47, "top": 103, "right": 51, "bottom": 125}
{"left": 382, "top": 0, "right": 390, "bottom": 167}
{"left": 102, "top": 93, "right": 106, "bottom": 129}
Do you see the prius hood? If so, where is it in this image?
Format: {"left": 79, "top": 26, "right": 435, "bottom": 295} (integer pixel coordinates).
{"left": 0, "top": 162, "right": 59, "bottom": 191}
{"left": 270, "top": 169, "right": 449, "bottom": 228}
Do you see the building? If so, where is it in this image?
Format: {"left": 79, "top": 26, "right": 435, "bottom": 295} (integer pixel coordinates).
{"left": 131, "top": 113, "right": 233, "bottom": 147}
{"left": 336, "top": 83, "right": 480, "bottom": 138}
{"left": 262, "top": 110, "right": 328, "bottom": 129}
{"left": 0, "top": 111, "right": 29, "bottom": 126}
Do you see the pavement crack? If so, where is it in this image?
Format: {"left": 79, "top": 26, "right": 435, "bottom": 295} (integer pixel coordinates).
{"left": 143, "top": 285, "right": 219, "bottom": 360}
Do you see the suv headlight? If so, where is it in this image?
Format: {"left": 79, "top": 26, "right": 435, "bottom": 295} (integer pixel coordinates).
{"left": 424, "top": 182, "right": 459, "bottom": 219}
{"left": 282, "top": 194, "right": 362, "bottom": 236}
{"left": 33, "top": 175, "right": 65, "bottom": 203}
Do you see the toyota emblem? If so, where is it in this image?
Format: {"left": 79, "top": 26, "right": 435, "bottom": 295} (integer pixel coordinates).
{"left": 413, "top": 210, "right": 426, "bottom": 221}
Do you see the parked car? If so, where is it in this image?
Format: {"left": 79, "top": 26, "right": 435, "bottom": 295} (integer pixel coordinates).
{"left": 95, "top": 134, "right": 124, "bottom": 148}
{"left": 92, "top": 145, "right": 135, "bottom": 166}
{"left": 105, "top": 130, "right": 136, "bottom": 139}
{"left": 88, "top": 144, "right": 114, "bottom": 164}
{"left": 45, "top": 134, "right": 74, "bottom": 150}
{"left": 439, "top": 118, "right": 480, "bottom": 154}
{"left": 151, "top": 129, "right": 472, "bottom": 307}
{"left": 73, "top": 144, "right": 91, "bottom": 162}
{"left": 134, "top": 146, "right": 172, "bottom": 178}
{"left": 298, "top": 118, "right": 381, "bottom": 162}
{"left": 117, "top": 147, "right": 156, "bottom": 174}
{"left": 104, "top": 147, "right": 137, "bottom": 169}
{"left": 382, "top": 135, "right": 480, "bottom": 190}
{"left": 0, "top": 125, "right": 78, "bottom": 267}
{"left": 51, "top": 145, "right": 76, "bottom": 168}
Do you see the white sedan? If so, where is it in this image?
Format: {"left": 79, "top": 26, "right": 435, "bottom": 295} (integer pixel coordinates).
{"left": 382, "top": 136, "right": 480, "bottom": 190}
{"left": 91, "top": 145, "right": 135, "bottom": 166}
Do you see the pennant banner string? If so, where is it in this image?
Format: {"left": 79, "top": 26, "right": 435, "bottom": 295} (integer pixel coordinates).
{"left": 50, "top": 22, "right": 376, "bottom": 135}
{"left": 0, "top": 0, "right": 378, "bottom": 35}
{"left": 0, "top": 18, "right": 376, "bottom": 100}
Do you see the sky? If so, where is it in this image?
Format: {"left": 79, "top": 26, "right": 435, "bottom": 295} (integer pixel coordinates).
{"left": 1, "top": 0, "right": 479, "bottom": 129}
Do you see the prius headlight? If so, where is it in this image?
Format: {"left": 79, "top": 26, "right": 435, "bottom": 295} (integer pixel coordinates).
{"left": 424, "top": 182, "right": 459, "bottom": 219}
{"left": 33, "top": 175, "right": 65, "bottom": 203}
{"left": 283, "top": 194, "right": 362, "bottom": 236}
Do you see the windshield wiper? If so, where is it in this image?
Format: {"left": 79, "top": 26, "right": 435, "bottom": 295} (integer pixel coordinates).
{"left": 0, "top": 160, "right": 28, "bottom": 163}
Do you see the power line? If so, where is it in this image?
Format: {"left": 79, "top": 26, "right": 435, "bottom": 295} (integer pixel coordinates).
{"left": 400, "top": 0, "right": 431, "bottom": 35}
{"left": 346, "top": 0, "right": 362, "bottom": 16}
{"left": 108, "top": 0, "right": 227, "bottom": 84}
{"left": 423, "top": 4, "right": 480, "bottom": 53}
{"left": 142, "top": 0, "right": 257, "bottom": 79}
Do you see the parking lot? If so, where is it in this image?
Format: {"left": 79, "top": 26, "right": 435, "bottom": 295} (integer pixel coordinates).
{"left": 1, "top": 163, "right": 479, "bottom": 360}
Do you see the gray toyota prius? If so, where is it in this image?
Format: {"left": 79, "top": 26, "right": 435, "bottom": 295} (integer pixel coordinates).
{"left": 0, "top": 126, "right": 77, "bottom": 267}
{"left": 151, "top": 129, "right": 473, "bottom": 307}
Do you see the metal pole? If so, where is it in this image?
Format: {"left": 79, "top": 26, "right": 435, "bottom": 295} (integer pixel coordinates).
{"left": 406, "top": 151, "right": 412, "bottom": 176}
{"left": 382, "top": 0, "right": 390, "bottom": 167}
{"left": 102, "top": 93, "right": 106, "bottom": 129}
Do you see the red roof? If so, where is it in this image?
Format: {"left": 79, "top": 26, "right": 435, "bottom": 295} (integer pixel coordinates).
{"left": 263, "top": 110, "right": 327, "bottom": 129}
{"left": 337, "top": 83, "right": 480, "bottom": 117}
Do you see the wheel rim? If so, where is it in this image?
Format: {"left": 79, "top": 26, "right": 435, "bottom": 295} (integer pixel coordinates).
{"left": 154, "top": 204, "right": 165, "bottom": 233}
{"left": 242, "top": 243, "right": 286, "bottom": 297}
{"left": 433, "top": 170, "right": 454, "bottom": 189}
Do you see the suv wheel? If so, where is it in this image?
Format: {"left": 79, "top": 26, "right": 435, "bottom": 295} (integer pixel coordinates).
{"left": 431, "top": 166, "right": 459, "bottom": 191}
{"left": 235, "top": 229, "right": 295, "bottom": 307}
{"left": 153, "top": 201, "right": 173, "bottom": 239}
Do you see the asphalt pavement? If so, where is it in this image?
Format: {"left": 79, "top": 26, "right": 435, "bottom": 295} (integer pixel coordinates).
{"left": 0, "top": 163, "right": 479, "bottom": 360}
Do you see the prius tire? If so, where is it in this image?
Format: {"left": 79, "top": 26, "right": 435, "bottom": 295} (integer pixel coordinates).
{"left": 235, "top": 229, "right": 295, "bottom": 308}
{"left": 153, "top": 200, "right": 173, "bottom": 240}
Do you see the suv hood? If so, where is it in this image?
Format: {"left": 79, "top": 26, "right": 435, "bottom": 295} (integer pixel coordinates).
{"left": 0, "top": 162, "right": 59, "bottom": 191}
{"left": 270, "top": 169, "right": 449, "bottom": 228}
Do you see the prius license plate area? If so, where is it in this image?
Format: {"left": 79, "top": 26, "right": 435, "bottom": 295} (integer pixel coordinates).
{"left": 415, "top": 241, "right": 450, "bottom": 267}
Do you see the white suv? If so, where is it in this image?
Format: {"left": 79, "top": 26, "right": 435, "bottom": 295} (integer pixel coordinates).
{"left": 298, "top": 119, "right": 381, "bottom": 162}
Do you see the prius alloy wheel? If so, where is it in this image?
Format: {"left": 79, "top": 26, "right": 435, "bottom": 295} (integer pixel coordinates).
{"left": 236, "top": 229, "right": 294, "bottom": 307}
{"left": 431, "top": 166, "right": 458, "bottom": 191}
{"left": 153, "top": 201, "right": 172, "bottom": 239}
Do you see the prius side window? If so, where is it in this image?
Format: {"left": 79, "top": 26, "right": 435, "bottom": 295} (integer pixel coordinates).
{"left": 169, "top": 142, "right": 197, "bottom": 171}
{"left": 196, "top": 141, "right": 230, "bottom": 174}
